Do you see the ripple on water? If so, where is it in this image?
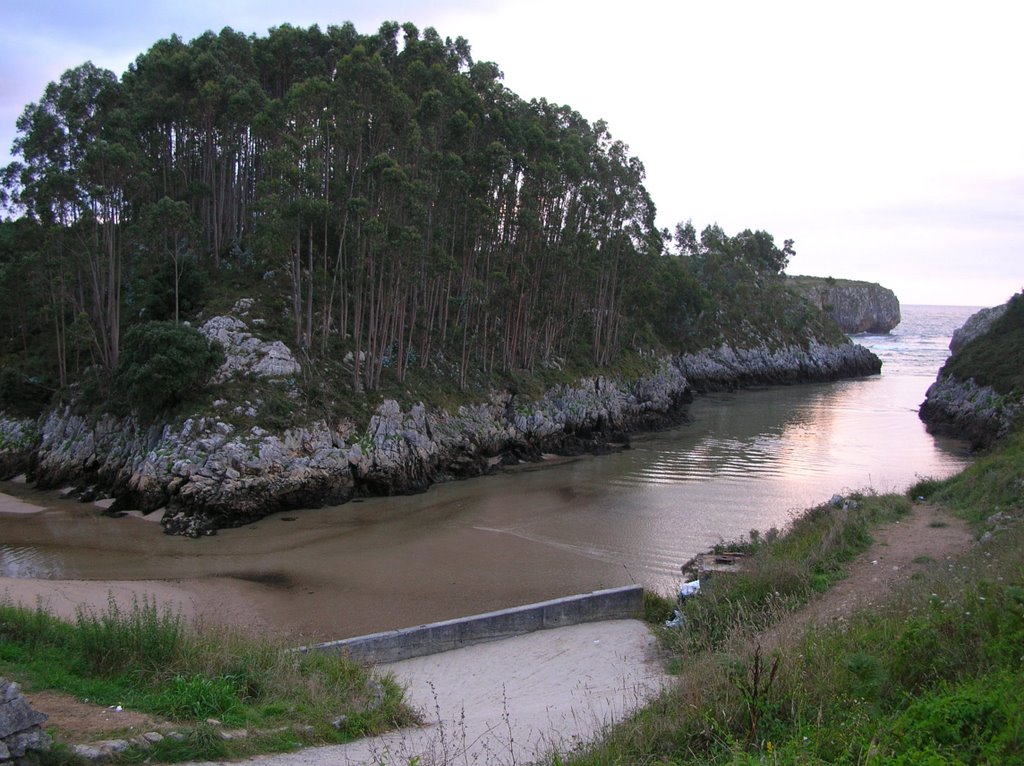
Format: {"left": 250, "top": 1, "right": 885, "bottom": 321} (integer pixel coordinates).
{"left": 0, "top": 544, "right": 65, "bottom": 579}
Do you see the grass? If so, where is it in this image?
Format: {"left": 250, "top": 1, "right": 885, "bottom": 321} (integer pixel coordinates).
{"left": 557, "top": 430, "right": 1024, "bottom": 766}
{"left": 941, "top": 292, "right": 1024, "bottom": 396}
{"left": 0, "top": 595, "right": 416, "bottom": 763}
{"left": 911, "top": 429, "right": 1024, "bottom": 528}
{"left": 660, "top": 493, "right": 908, "bottom": 657}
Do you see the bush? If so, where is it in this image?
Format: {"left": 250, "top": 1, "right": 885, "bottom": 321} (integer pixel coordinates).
{"left": 111, "top": 321, "right": 223, "bottom": 418}
{"left": 0, "top": 365, "right": 52, "bottom": 416}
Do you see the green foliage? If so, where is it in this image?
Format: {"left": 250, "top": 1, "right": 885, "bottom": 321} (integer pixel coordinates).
{"left": 155, "top": 674, "right": 246, "bottom": 723}
{"left": 0, "top": 595, "right": 416, "bottom": 761}
{"left": 0, "top": 364, "right": 52, "bottom": 417}
{"left": 72, "top": 595, "right": 185, "bottom": 676}
{"left": 111, "top": 321, "right": 223, "bottom": 418}
{"left": 662, "top": 494, "right": 908, "bottom": 656}
{"left": 0, "top": 21, "right": 842, "bottom": 413}
{"left": 910, "top": 430, "right": 1024, "bottom": 526}
{"left": 942, "top": 292, "right": 1024, "bottom": 395}
{"left": 134, "top": 256, "right": 208, "bottom": 323}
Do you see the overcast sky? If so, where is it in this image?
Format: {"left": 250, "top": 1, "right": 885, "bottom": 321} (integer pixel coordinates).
{"left": 1, "top": 0, "right": 1021, "bottom": 306}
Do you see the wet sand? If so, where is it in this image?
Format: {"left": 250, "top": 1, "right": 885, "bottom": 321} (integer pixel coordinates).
{"left": 0, "top": 483, "right": 634, "bottom": 642}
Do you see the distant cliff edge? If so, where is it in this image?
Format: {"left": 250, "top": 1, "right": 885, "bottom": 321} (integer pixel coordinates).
{"left": 788, "top": 276, "right": 901, "bottom": 334}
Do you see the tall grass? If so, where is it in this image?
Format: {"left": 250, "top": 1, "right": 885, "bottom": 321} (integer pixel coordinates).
{"left": 0, "top": 594, "right": 415, "bottom": 762}
{"left": 662, "top": 493, "right": 909, "bottom": 657}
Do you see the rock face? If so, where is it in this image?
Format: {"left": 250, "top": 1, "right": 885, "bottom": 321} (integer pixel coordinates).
{"left": 0, "top": 314, "right": 882, "bottom": 535}
{"left": 949, "top": 303, "right": 1007, "bottom": 354}
{"left": 919, "top": 299, "right": 1021, "bottom": 448}
{"left": 789, "top": 276, "right": 901, "bottom": 334}
{"left": 919, "top": 375, "right": 1019, "bottom": 448}
{"left": 27, "top": 362, "right": 694, "bottom": 537}
{"left": 676, "top": 341, "right": 881, "bottom": 391}
{"left": 199, "top": 316, "right": 302, "bottom": 382}
{"left": 0, "top": 679, "right": 51, "bottom": 765}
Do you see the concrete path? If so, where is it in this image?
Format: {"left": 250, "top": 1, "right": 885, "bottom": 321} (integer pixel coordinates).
{"left": 185, "top": 619, "right": 667, "bottom": 766}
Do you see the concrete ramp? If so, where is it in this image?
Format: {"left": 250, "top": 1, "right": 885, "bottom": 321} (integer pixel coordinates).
{"left": 302, "top": 585, "right": 644, "bottom": 664}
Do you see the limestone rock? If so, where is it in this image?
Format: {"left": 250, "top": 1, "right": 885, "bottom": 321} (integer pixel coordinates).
{"left": 789, "top": 276, "right": 901, "bottom": 333}
{"left": 949, "top": 303, "right": 1008, "bottom": 354}
{"left": 919, "top": 375, "right": 1019, "bottom": 448}
{"left": 198, "top": 315, "right": 301, "bottom": 381}
{"left": 0, "top": 678, "right": 51, "bottom": 764}
{"left": 1, "top": 337, "right": 880, "bottom": 536}
{"left": 920, "top": 296, "right": 1021, "bottom": 447}
{"left": 677, "top": 341, "right": 880, "bottom": 392}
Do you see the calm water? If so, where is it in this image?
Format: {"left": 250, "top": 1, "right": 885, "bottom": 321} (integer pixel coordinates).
{"left": 0, "top": 305, "right": 980, "bottom": 637}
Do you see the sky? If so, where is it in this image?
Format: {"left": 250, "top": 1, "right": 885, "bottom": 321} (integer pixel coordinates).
{"left": 1, "top": 0, "right": 1021, "bottom": 307}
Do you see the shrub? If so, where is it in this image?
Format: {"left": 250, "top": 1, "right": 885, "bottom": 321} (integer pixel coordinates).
{"left": 111, "top": 321, "right": 223, "bottom": 418}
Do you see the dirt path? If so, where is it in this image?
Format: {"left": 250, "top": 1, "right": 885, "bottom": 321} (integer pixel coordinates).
{"left": 764, "top": 501, "right": 974, "bottom": 647}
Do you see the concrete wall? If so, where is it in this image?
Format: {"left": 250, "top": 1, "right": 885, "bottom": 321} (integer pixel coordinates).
{"left": 301, "top": 585, "right": 645, "bottom": 664}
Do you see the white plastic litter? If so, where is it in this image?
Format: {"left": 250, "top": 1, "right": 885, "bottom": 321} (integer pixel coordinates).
{"left": 679, "top": 579, "right": 701, "bottom": 598}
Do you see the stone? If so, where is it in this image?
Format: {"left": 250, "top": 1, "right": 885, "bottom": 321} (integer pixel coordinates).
{"left": 949, "top": 304, "right": 1008, "bottom": 354}
{"left": 199, "top": 316, "right": 301, "bottom": 382}
{"left": 4, "top": 729, "right": 51, "bottom": 758}
{"left": 0, "top": 697, "right": 48, "bottom": 739}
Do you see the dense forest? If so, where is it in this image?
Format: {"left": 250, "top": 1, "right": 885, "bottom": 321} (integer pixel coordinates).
{"left": 0, "top": 21, "right": 809, "bottom": 418}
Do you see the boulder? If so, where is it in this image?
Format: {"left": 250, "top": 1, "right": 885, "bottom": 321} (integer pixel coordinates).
{"left": 198, "top": 315, "right": 301, "bottom": 382}
{"left": 0, "top": 679, "right": 51, "bottom": 764}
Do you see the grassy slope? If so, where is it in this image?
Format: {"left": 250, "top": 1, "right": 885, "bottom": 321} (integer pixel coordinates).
{"left": 941, "top": 292, "right": 1024, "bottom": 396}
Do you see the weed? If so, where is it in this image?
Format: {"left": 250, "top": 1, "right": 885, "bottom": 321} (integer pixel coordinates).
{"left": 0, "top": 596, "right": 416, "bottom": 762}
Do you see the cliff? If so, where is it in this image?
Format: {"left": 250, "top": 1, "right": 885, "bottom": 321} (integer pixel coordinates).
{"left": 919, "top": 293, "right": 1023, "bottom": 448}
{"left": 788, "top": 276, "right": 901, "bottom": 334}
{"left": 0, "top": 324, "right": 881, "bottom": 536}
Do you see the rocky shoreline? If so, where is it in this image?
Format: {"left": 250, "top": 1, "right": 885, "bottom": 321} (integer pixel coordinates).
{"left": 0, "top": 338, "right": 880, "bottom": 537}
{"left": 918, "top": 297, "right": 1021, "bottom": 449}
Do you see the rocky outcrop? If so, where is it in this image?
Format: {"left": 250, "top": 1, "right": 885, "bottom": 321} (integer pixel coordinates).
{"left": 919, "top": 298, "right": 1022, "bottom": 447}
{"left": 789, "top": 276, "right": 901, "bottom": 334}
{"left": 949, "top": 303, "right": 1007, "bottom": 354}
{"left": 21, "top": 362, "right": 693, "bottom": 537}
{"left": 199, "top": 316, "right": 302, "bottom": 382}
{"left": 0, "top": 679, "right": 51, "bottom": 765}
{"left": 919, "top": 376, "right": 1019, "bottom": 448}
{"left": 676, "top": 341, "right": 882, "bottom": 392}
{"left": 2, "top": 310, "right": 882, "bottom": 535}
